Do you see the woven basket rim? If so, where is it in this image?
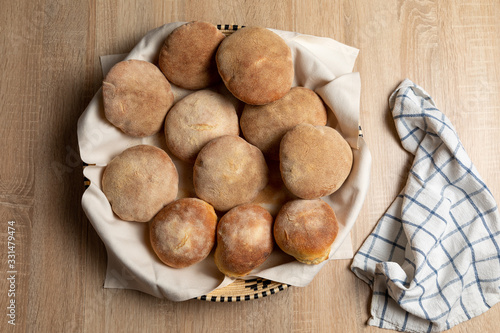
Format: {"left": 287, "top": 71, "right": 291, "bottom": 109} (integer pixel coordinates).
{"left": 196, "top": 278, "right": 290, "bottom": 302}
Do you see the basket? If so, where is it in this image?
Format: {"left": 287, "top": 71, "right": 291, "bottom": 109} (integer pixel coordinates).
{"left": 82, "top": 23, "right": 289, "bottom": 302}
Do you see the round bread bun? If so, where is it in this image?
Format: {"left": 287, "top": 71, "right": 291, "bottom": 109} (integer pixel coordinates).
{"left": 164, "top": 90, "right": 239, "bottom": 163}
{"left": 216, "top": 26, "right": 293, "bottom": 105}
{"left": 214, "top": 204, "right": 274, "bottom": 277}
{"left": 159, "top": 21, "right": 225, "bottom": 90}
{"left": 150, "top": 198, "right": 217, "bottom": 268}
{"left": 103, "top": 59, "right": 174, "bottom": 137}
{"left": 274, "top": 199, "right": 339, "bottom": 264}
{"left": 193, "top": 135, "right": 269, "bottom": 211}
{"left": 240, "top": 87, "right": 328, "bottom": 159}
{"left": 280, "top": 124, "right": 353, "bottom": 199}
{"left": 102, "top": 145, "right": 178, "bottom": 222}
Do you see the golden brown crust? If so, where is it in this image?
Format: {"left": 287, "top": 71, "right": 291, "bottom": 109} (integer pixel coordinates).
{"left": 164, "top": 90, "right": 239, "bottom": 163}
{"left": 214, "top": 204, "right": 274, "bottom": 277}
{"left": 193, "top": 135, "right": 269, "bottom": 212}
{"left": 273, "top": 199, "right": 339, "bottom": 264}
{"left": 103, "top": 60, "right": 174, "bottom": 137}
{"left": 240, "top": 87, "right": 328, "bottom": 159}
{"left": 159, "top": 21, "right": 225, "bottom": 90}
{"left": 280, "top": 124, "right": 353, "bottom": 199}
{"left": 216, "top": 26, "right": 293, "bottom": 105}
{"left": 102, "top": 145, "right": 179, "bottom": 222}
{"left": 150, "top": 198, "right": 217, "bottom": 268}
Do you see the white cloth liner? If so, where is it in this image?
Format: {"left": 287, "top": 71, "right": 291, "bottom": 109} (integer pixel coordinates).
{"left": 78, "top": 22, "right": 371, "bottom": 301}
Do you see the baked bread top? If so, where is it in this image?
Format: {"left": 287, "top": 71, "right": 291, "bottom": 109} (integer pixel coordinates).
{"left": 159, "top": 21, "right": 225, "bottom": 90}
{"left": 102, "top": 145, "right": 178, "bottom": 222}
{"left": 214, "top": 204, "right": 274, "bottom": 277}
{"left": 193, "top": 135, "right": 269, "bottom": 211}
{"left": 216, "top": 26, "right": 293, "bottom": 105}
{"left": 274, "top": 199, "right": 339, "bottom": 264}
{"left": 103, "top": 59, "right": 174, "bottom": 137}
{"left": 150, "top": 198, "right": 217, "bottom": 268}
{"left": 280, "top": 124, "right": 353, "bottom": 199}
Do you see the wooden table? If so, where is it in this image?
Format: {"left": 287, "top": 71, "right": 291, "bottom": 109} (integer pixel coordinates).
{"left": 1, "top": 0, "right": 499, "bottom": 332}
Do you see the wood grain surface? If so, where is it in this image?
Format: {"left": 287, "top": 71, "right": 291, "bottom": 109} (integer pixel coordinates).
{"left": 1, "top": 0, "right": 499, "bottom": 332}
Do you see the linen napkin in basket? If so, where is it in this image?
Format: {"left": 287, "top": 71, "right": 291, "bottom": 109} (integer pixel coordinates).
{"left": 351, "top": 79, "right": 500, "bottom": 332}
{"left": 78, "top": 22, "right": 371, "bottom": 301}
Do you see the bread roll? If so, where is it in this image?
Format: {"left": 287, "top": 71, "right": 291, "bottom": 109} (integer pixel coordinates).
{"left": 102, "top": 145, "right": 178, "bottom": 222}
{"left": 150, "top": 198, "right": 217, "bottom": 268}
{"left": 280, "top": 124, "right": 353, "bottom": 199}
{"left": 164, "top": 90, "right": 239, "bottom": 163}
{"left": 274, "top": 199, "right": 339, "bottom": 264}
{"left": 193, "top": 135, "right": 269, "bottom": 211}
{"left": 214, "top": 204, "right": 274, "bottom": 277}
{"left": 159, "top": 21, "right": 225, "bottom": 89}
{"left": 103, "top": 59, "right": 174, "bottom": 137}
{"left": 240, "top": 87, "right": 328, "bottom": 159}
{"left": 216, "top": 26, "right": 293, "bottom": 105}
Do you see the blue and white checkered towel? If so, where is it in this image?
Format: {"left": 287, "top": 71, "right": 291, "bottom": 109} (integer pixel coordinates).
{"left": 351, "top": 79, "right": 500, "bottom": 332}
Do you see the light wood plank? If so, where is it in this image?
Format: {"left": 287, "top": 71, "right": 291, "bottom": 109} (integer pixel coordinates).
{"left": 28, "top": 0, "right": 90, "bottom": 331}
{"left": 1, "top": 0, "right": 499, "bottom": 332}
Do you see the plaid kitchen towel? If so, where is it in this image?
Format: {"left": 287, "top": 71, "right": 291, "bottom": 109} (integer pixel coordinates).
{"left": 351, "top": 79, "right": 500, "bottom": 332}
